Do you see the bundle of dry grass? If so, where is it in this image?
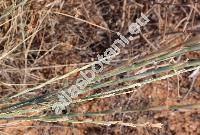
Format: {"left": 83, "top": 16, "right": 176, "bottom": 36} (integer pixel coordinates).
{"left": 0, "top": 0, "right": 200, "bottom": 134}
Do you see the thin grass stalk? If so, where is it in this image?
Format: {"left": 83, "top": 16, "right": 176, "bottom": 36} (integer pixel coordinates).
{"left": 0, "top": 103, "right": 199, "bottom": 120}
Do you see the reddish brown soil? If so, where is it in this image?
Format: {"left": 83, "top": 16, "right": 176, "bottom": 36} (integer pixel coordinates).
{"left": 0, "top": 0, "right": 199, "bottom": 135}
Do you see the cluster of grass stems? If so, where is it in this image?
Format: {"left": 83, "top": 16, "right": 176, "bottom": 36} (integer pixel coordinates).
{"left": 0, "top": 37, "right": 199, "bottom": 128}
{"left": 0, "top": 0, "right": 200, "bottom": 128}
